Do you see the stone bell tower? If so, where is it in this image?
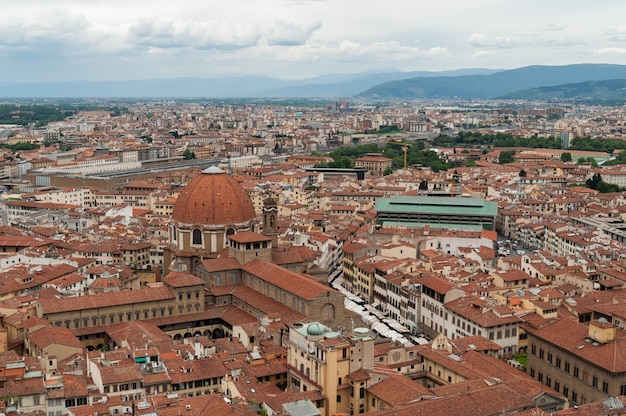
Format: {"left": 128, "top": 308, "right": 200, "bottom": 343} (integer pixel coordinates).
{"left": 262, "top": 196, "right": 279, "bottom": 250}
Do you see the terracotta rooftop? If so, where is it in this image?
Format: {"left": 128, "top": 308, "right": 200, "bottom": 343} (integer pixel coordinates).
{"left": 39, "top": 286, "right": 174, "bottom": 314}
{"left": 163, "top": 271, "right": 205, "bottom": 287}
{"left": 242, "top": 259, "right": 336, "bottom": 301}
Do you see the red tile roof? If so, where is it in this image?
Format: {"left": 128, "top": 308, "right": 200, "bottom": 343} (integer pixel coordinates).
{"left": 163, "top": 271, "right": 205, "bottom": 287}
{"left": 39, "top": 286, "right": 174, "bottom": 314}
{"left": 242, "top": 260, "right": 336, "bottom": 301}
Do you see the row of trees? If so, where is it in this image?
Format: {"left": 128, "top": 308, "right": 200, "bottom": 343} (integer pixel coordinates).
{"left": 0, "top": 104, "right": 127, "bottom": 127}
{"left": 314, "top": 141, "right": 454, "bottom": 172}
{"left": 436, "top": 132, "right": 626, "bottom": 168}
{"left": 436, "top": 131, "right": 563, "bottom": 149}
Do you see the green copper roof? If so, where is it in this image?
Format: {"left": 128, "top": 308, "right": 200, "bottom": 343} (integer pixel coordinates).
{"left": 376, "top": 196, "right": 497, "bottom": 217}
{"left": 381, "top": 221, "right": 484, "bottom": 231}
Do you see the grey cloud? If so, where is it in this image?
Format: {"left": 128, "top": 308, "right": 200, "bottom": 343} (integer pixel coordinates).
{"left": 265, "top": 20, "right": 322, "bottom": 46}
{"left": 468, "top": 33, "right": 513, "bottom": 49}
{"left": 127, "top": 19, "right": 262, "bottom": 50}
{"left": 0, "top": 10, "right": 89, "bottom": 48}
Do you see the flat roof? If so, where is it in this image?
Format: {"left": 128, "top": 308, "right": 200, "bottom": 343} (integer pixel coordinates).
{"left": 381, "top": 221, "right": 484, "bottom": 231}
{"left": 376, "top": 196, "right": 498, "bottom": 217}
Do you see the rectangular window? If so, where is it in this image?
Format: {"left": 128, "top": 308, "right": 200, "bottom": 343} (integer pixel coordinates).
{"left": 556, "top": 357, "right": 561, "bottom": 368}
{"left": 574, "top": 367, "right": 579, "bottom": 378}
{"left": 592, "top": 376, "right": 598, "bottom": 388}
{"left": 564, "top": 362, "right": 570, "bottom": 373}
{"left": 603, "top": 382, "right": 609, "bottom": 394}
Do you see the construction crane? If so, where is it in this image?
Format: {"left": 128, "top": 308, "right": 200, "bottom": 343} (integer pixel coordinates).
{"left": 387, "top": 140, "right": 409, "bottom": 169}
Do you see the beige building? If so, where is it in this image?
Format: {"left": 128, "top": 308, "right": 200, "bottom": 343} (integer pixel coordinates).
{"left": 287, "top": 322, "right": 375, "bottom": 416}
{"left": 525, "top": 316, "right": 626, "bottom": 406}
{"left": 36, "top": 271, "right": 206, "bottom": 349}
{"left": 354, "top": 153, "right": 393, "bottom": 176}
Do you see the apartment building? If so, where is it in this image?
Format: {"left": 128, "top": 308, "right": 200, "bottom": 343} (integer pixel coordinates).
{"left": 525, "top": 316, "right": 626, "bottom": 406}
{"left": 354, "top": 153, "right": 393, "bottom": 176}
{"left": 287, "top": 322, "right": 375, "bottom": 416}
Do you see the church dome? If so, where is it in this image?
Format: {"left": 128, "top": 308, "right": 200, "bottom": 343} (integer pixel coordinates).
{"left": 307, "top": 322, "right": 326, "bottom": 336}
{"left": 172, "top": 166, "right": 256, "bottom": 226}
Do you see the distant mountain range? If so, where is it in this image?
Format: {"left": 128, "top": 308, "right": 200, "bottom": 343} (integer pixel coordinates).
{"left": 0, "top": 69, "right": 498, "bottom": 98}
{"left": 358, "top": 64, "right": 626, "bottom": 100}
{"left": 497, "top": 79, "right": 626, "bottom": 103}
{"left": 2, "top": 64, "right": 626, "bottom": 100}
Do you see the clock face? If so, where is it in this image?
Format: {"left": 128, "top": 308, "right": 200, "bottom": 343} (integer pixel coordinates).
{"left": 392, "top": 351, "right": 401, "bottom": 361}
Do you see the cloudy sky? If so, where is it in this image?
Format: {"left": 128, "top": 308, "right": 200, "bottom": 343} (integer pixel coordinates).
{"left": 3, "top": 0, "right": 626, "bottom": 83}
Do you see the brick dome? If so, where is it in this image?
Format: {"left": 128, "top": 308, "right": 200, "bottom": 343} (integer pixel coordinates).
{"left": 172, "top": 166, "right": 256, "bottom": 226}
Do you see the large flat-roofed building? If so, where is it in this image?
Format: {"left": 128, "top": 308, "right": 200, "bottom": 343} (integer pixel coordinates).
{"left": 375, "top": 196, "right": 498, "bottom": 230}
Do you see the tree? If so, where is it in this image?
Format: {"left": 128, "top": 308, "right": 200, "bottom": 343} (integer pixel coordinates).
{"left": 499, "top": 150, "right": 515, "bottom": 164}
{"left": 519, "top": 168, "right": 527, "bottom": 177}
{"left": 596, "top": 181, "right": 621, "bottom": 193}
{"left": 577, "top": 157, "right": 599, "bottom": 167}
{"left": 586, "top": 173, "right": 602, "bottom": 190}
{"left": 466, "top": 159, "right": 477, "bottom": 167}
{"left": 182, "top": 149, "right": 196, "bottom": 160}
{"left": 560, "top": 152, "right": 572, "bottom": 162}
{"left": 383, "top": 167, "right": 393, "bottom": 176}
{"left": 419, "top": 180, "right": 428, "bottom": 190}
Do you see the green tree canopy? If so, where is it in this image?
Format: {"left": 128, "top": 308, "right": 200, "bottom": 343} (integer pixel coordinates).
{"left": 499, "top": 150, "right": 515, "bottom": 164}
{"left": 182, "top": 149, "right": 196, "bottom": 160}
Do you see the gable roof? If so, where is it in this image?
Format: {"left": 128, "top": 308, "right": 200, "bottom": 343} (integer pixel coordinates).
{"left": 242, "top": 260, "right": 337, "bottom": 301}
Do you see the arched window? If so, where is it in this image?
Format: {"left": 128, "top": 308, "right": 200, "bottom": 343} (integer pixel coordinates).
{"left": 192, "top": 228, "right": 202, "bottom": 245}
{"left": 225, "top": 228, "right": 235, "bottom": 246}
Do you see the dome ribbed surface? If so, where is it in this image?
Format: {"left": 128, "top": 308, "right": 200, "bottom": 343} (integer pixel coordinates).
{"left": 172, "top": 169, "right": 256, "bottom": 225}
{"left": 307, "top": 322, "right": 325, "bottom": 336}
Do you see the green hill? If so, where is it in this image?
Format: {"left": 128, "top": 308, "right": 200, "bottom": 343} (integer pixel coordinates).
{"left": 497, "top": 79, "right": 626, "bottom": 104}
{"left": 358, "top": 64, "right": 626, "bottom": 99}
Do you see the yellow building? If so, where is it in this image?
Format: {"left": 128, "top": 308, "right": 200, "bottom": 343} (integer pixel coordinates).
{"left": 354, "top": 153, "right": 393, "bottom": 176}
{"left": 287, "top": 322, "right": 374, "bottom": 416}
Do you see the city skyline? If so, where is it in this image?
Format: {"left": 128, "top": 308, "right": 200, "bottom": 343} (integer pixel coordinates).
{"left": 3, "top": 0, "right": 626, "bottom": 84}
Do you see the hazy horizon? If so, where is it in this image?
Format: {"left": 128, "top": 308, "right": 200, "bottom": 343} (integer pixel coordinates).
{"left": 3, "top": 1, "right": 626, "bottom": 84}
